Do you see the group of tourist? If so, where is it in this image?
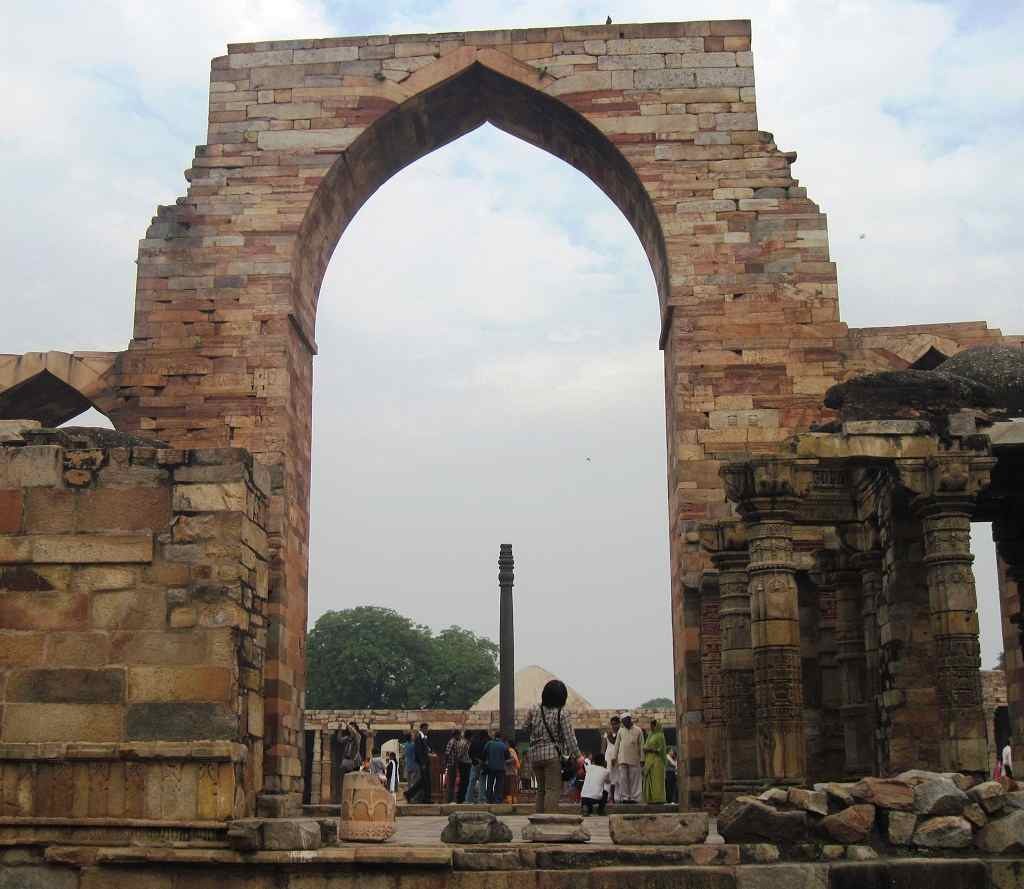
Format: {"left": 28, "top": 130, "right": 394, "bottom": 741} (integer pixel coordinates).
{"left": 340, "top": 678, "right": 679, "bottom": 814}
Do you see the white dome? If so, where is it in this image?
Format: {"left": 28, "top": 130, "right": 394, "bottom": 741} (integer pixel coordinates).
{"left": 470, "top": 665, "right": 593, "bottom": 711}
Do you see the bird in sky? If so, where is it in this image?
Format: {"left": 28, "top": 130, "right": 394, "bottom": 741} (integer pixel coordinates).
{"left": 586, "top": 456, "right": 592, "bottom": 463}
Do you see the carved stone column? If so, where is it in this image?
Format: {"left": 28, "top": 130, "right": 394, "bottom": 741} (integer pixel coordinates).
{"left": 309, "top": 729, "right": 323, "bottom": 805}
{"left": 702, "top": 520, "right": 757, "bottom": 797}
{"left": 909, "top": 455, "right": 993, "bottom": 774}
{"left": 699, "top": 570, "right": 724, "bottom": 807}
{"left": 835, "top": 553, "right": 874, "bottom": 776}
{"left": 724, "top": 460, "right": 806, "bottom": 786}
{"left": 993, "top": 513, "right": 1024, "bottom": 772}
{"left": 810, "top": 551, "right": 845, "bottom": 780}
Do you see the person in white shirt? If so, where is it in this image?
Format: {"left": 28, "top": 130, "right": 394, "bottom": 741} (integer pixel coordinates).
{"left": 601, "top": 716, "right": 620, "bottom": 803}
{"left": 1003, "top": 740, "right": 1014, "bottom": 779}
{"left": 580, "top": 752, "right": 612, "bottom": 815}
{"left": 615, "top": 713, "right": 645, "bottom": 803}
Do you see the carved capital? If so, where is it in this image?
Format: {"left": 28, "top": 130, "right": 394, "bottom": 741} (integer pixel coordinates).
{"left": 700, "top": 519, "right": 747, "bottom": 556}
{"left": 901, "top": 454, "right": 995, "bottom": 515}
{"left": 722, "top": 458, "right": 803, "bottom": 513}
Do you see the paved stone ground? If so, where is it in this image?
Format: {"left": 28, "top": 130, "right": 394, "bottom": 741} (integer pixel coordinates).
{"left": 394, "top": 815, "right": 613, "bottom": 845}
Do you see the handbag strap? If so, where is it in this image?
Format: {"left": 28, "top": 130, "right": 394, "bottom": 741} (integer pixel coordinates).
{"left": 539, "top": 706, "right": 566, "bottom": 758}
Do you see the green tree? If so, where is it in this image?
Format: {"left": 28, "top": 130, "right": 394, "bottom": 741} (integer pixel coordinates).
{"left": 305, "top": 606, "right": 433, "bottom": 709}
{"left": 639, "top": 696, "right": 674, "bottom": 709}
{"left": 419, "top": 626, "right": 499, "bottom": 709}
{"left": 305, "top": 607, "right": 499, "bottom": 710}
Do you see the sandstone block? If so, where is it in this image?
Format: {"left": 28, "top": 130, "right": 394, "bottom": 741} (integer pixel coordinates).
{"left": 734, "top": 863, "right": 827, "bottom": 889}
{"left": 226, "top": 819, "right": 261, "bottom": 851}
{"left": 128, "top": 666, "right": 233, "bottom": 703}
{"left": 976, "top": 809, "right": 1024, "bottom": 853}
{"left": 521, "top": 813, "right": 590, "bottom": 843}
{"left": 886, "top": 810, "right": 917, "bottom": 845}
{"left": 845, "top": 845, "right": 878, "bottom": 860}
{"left": 696, "top": 67, "right": 755, "bottom": 87}
{"left": 968, "top": 780, "right": 1006, "bottom": 814}
{"left": 441, "top": 812, "right": 513, "bottom": 844}
{"left": 609, "top": 812, "right": 710, "bottom": 845}
{"left": 758, "top": 788, "right": 788, "bottom": 805}
{"left": 544, "top": 71, "right": 611, "bottom": 95}
{"left": 788, "top": 788, "right": 828, "bottom": 816}
{"left": 256, "top": 128, "right": 362, "bottom": 151}
{"left": 0, "top": 447, "right": 63, "bottom": 488}
{"left": 0, "top": 631, "right": 45, "bottom": 666}
{"left": 813, "top": 782, "right": 855, "bottom": 807}
{"left": 262, "top": 817, "right": 322, "bottom": 851}
{"left": 850, "top": 777, "right": 913, "bottom": 811}
{"left": 0, "top": 490, "right": 22, "bottom": 533}
{"left": 126, "top": 702, "right": 236, "bottom": 741}
{"left": 596, "top": 53, "right": 665, "bottom": 70}
{"left": 636, "top": 69, "right": 697, "bottom": 89}
{"left": 2, "top": 702, "right": 122, "bottom": 742}
{"left": 912, "top": 815, "right": 972, "bottom": 849}
{"left": 293, "top": 46, "right": 358, "bottom": 63}
{"left": 7, "top": 668, "right": 124, "bottom": 704}
{"left": 172, "top": 482, "right": 247, "bottom": 513}
{"left": 820, "top": 804, "right": 875, "bottom": 844}
{"left": 76, "top": 488, "right": 171, "bottom": 532}
{"left": 913, "top": 777, "right": 968, "bottom": 815}
{"left": 962, "top": 802, "right": 987, "bottom": 828}
{"left": 32, "top": 533, "right": 153, "bottom": 564}
{"left": 606, "top": 37, "right": 703, "bottom": 53}
{"left": 739, "top": 843, "right": 780, "bottom": 863}
{"left": 719, "top": 796, "right": 807, "bottom": 843}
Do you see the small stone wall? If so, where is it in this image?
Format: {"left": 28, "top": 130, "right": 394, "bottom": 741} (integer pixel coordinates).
{"left": 0, "top": 426, "right": 270, "bottom": 821}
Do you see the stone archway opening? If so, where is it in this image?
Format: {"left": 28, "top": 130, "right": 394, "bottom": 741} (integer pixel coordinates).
{"left": 304, "top": 116, "right": 670, "bottom": 722}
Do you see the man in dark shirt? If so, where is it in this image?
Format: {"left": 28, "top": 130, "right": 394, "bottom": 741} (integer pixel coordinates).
{"left": 483, "top": 731, "right": 509, "bottom": 804}
{"left": 466, "top": 730, "right": 488, "bottom": 803}
{"left": 404, "top": 723, "right": 433, "bottom": 803}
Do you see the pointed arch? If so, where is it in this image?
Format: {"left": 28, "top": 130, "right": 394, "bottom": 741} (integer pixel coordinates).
{"left": 291, "top": 53, "right": 669, "bottom": 336}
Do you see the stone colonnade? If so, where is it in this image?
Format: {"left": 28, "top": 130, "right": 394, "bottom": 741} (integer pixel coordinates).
{"left": 696, "top": 417, "right": 1023, "bottom": 798}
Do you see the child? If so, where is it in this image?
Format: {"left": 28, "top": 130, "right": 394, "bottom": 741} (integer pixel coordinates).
{"left": 580, "top": 752, "right": 611, "bottom": 816}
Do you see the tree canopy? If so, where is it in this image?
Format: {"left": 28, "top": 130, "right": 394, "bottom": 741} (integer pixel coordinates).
{"left": 639, "top": 696, "right": 674, "bottom": 709}
{"left": 305, "top": 606, "right": 499, "bottom": 710}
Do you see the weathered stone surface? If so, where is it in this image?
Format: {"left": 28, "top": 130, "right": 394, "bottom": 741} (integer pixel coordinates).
{"left": 226, "top": 819, "right": 261, "bottom": 851}
{"left": 850, "top": 777, "right": 914, "bottom": 811}
{"left": 969, "top": 780, "right": 1007, "bottom": 814}
{"left": 758, "top": 788, "right": 788, "bottom": 805}
{"left": 719, "top": 796, "right": 807, "bottom": 843}
{"left": 913, "top": 777, "right": 969, "bottom": 816}
{"left": 739, "top": 843, "right": 780, "bottom": 863}
{"left": 788, "top": 788, "right": 828, "bottom": 816}
{"left": 962, "top": 802, "right": 987, "bottom": 828}
{"left": 976, "top": 810, "right": 1024, "bottom": 853}
{"left": 261, "top": 818, "right": 322, "bottom": 851}
{"left": 0, "top": 866, "right": 78, "bottom": 889}
{"left": 126, "top": 702, "right": 237, "bottom": 740}
{"left": 521, "top": 816, "right": 590, "bottom": 843}
{"left": 845, "top": 845, "right": 878, "bottom": 860}
{"left": 912, "top": 815, "right": 973, "bottom": 848}
{"left": 6, "top": 667, "right": 124, "bottom": 704}
{"left": 814, "top": 782, "right": 855, "bottom": 807}
{"left": 1003, "top": 791, "right": 1024, "bottom": 811}
{"left": 441, "top": 812, "right": 513, "bottom": 844}
{"left": 733, "top": 863, "right": 827, "bottom": 889}
{"left": 886, "top": 810, "right": 917, "bottom": 845}
{"left": 820, "top": 804, "right": 875, "bottom": 844}
{"left": 938, "top": 345, "right": 1024, "bottom": 412}
{"left": 609, "top": 813, "right": 710, "bottom": 845}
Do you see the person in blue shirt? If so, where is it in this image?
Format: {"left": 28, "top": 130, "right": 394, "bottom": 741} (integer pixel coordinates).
{"left": 403, "top": 728, "right": 419, "bottom": 793}
{"left": 482, "top": 731, "right": 509, "bottom": 804}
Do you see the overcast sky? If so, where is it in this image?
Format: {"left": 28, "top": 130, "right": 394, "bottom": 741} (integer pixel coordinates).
{"left": 3, "top": 1, "right": 1021, "bottom": 706}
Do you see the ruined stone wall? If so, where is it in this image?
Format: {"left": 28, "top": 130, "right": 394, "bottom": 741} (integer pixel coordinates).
{"left": 0, "top": 428, "right": 269, "bottom": 820}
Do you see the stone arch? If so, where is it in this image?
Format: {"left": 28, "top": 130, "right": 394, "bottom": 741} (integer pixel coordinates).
{"left": 0, "top": 351, "right": 120, "bottom": 427}
{"left": 291, "top": 50, "right": 670, "bottom": 335}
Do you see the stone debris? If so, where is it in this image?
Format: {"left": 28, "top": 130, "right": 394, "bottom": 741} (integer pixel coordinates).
{"left": 521, "top": 813, "right": 590, "bottom": 844}
{"left": 261, "top": 818, "right": 323, "bottom": 851}
{"left": 968, "top": 781, "right": 1007, "bottom": 815}
{"left": 913, "top": 777, "right": 969, "bottom": 816}
{"left": 885, "top": 811, "right": 917, "bottom": 846}
{"left": 441, "top": 812, "right": 513, "bottom": 845}
{"left": 845, "top": 845, "right": 878, "bottom": 860}
{"left": 718, "top": 796, "right": 807, "bottom": 843}
{"left": 849, "top": 777, "right": 914, "bottom": 812}
{"left": 788, "top": 788, "right": 828, "bottom": 816}
{"left": 813, "top": 782, "right": 855, "bottom": 808}
{"left": 820, "top": 804, "right": 875, "bottom": 844}
{"left": 976, "top": 810, "right": 1024, "bottom": 854}
{"left": 608, "top": 813, "right": 709, "bottom": 846}
{"left": 912, "top": 815, "right": 973, "bottom": 849}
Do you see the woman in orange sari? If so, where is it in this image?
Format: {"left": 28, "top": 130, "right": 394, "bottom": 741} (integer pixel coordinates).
{"left": 504, "top": 742, "right": 521, "bottom": 803}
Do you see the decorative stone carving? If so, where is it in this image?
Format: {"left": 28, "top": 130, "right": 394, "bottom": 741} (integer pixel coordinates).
{"left": 338, "top": 771, "right": 396, "bottom": 842}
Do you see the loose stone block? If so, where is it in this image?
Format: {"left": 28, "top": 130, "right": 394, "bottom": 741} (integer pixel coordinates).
{"left": 719, "top": 796, "right": 807, "bottom": 843}
{"left": 886, "top": 810, "right": 917, "bottom": 845}
{"left": 912, "top": 815, "right": 972, "bottom": 849}
{"left": 976, "top": 810, "right": 1024, "bottom": 853}
{"left": 261, "top": 818, "right": 322, "bottom": 851}
{"left": 788, "top": 788, "right": 828, "bottom": 815}
{"left": 338, "top": 771, "right": 396, "bottom": 842}
{"left": 609, "top": 812, "right": 710, "bottom": 845}
{"left": 441, "top": 812, "right": 512, "bottom": 844}
{"left": 913, "top": 777, "right": 968, "bottom": 815}
{"left": 521, "top": 813, "right": 590, "bottom": 843}
{"left": 820, "top": 804, "right": 875, "bottom": 844}
{"left": 850, "top": 777, "right": 914, "bottom": 811}
{"left": 735, "top": 863, "right": 827, "bottom": 889}
{"left": 969, "top": 780, "right": 1007, "bottom": 814}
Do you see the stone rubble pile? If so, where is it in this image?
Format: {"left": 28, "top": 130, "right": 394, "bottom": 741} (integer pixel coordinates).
{"left": 718, "top": 772, "right": 1024, "bottom": 855}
